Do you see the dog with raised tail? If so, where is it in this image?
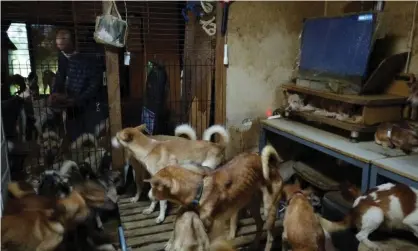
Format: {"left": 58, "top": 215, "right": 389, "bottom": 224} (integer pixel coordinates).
{"left": 145, "top": 145, "right": 284, "bottom": 251}
{"left": 111, "top": 123, "right": 230, "bottom": 224}
{"left": 319, "top": 182, "right": 418, "bottom": 251}
{"left": 174, "top": 124, "right": 197, "bottom": 141}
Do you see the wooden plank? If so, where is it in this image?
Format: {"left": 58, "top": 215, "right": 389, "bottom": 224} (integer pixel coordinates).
{"left": 123, "top": 215, "right": 177, "bottom": 230}
{"left": 262, "top": 119, "right": 406, "bottom": 163}
{"left": 288, "top": 111, "right": 376, "bottom": 132}
{"left": 103, "top": 1, "right": 124, "bottom": 168}
{"left": 362, "top": 106, "right": 402, "bottom": 125}
{"left": 121, "top": 207, "right": 179, "bottom": 222}
{"left": 128, "top": 219, "right": 282, "bottom": 250}
{"left": 372, "top": 155, "right": 418, "bottom": 182}
{"left": 214, "top": 2, "right": 226, "bottom": 125}
{"left": 282, "top": 84, "right": 407, "bottom": 105}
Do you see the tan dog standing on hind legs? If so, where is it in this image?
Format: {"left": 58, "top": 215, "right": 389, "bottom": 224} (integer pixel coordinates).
{"left": 145, "top": 145, "right": 284, "bottom": 251}
{"left": 112, "top": 123, "right": 230, "bottom": 224}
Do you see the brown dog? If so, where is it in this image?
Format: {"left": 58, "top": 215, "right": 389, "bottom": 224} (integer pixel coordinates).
{"left": 1, "top": 189, "right": 91, "bottom": 251}
{"left": 165, "top": 210, "right": 235, "bottom": 251}
{"left": 282, "top": 181, "right": 335, "bottom": 251}
{"left": 374, "top": 120, "right": 418, "bottom": 154}
{"left": 146, "top": 145, "right": 284, "bottom": 251}
{"left": 112, "top": 123, "right": 229, "bottom": 224}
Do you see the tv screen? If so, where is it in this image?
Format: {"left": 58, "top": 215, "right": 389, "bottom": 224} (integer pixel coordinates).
{"left": 298, "top": 13, "right": 376, "bottom": 86}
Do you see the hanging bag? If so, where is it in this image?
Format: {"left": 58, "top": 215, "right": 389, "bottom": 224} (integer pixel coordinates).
{"left": 94, "top": 1, "right": 128, "bottom": 48}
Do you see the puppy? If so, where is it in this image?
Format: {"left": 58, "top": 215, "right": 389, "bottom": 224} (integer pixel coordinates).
{"left": 282, "top": 181, "right": 335, "bottom": 251}
{"left": 165, "top": 210, "right": 235, "bottom": 251}
{"left": 112, "top": 123, "right": 229, "bottom": 224}
{"left": 1, "top": 187, "right": 91, "bottom": 251}
{"left": 319, "top": 183, "right": 418, "bottom": 251}
{"left": 146, "top": 145, "right": 284, "bottom": 251}
{"left": 374, "top": 121, "right": 418, "bottom": 154}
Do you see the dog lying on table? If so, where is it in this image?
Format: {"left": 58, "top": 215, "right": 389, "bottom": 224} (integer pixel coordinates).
{"left": 145, "top": 145, "right": 284, "bottom": 251}
{"left": 111, "top": 123, "right": 230, "bottom": 224}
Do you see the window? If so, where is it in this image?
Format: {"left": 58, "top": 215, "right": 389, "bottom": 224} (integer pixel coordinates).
{"left": 7, "top": 23, "right": 31, "bottom": 78}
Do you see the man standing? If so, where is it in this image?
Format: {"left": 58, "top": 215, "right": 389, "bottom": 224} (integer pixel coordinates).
{"left": 49, "top": 28, "right": 108, "bottom": 140}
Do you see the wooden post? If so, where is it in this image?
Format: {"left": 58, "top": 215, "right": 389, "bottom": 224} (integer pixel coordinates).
{"left": 214, "top": 2, "right": 226, "bottom": 125}
{"left": 103, "top": 1, "right": 124, "bottom": 168}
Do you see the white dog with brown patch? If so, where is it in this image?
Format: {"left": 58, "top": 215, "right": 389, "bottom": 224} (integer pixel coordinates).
{"left": 319, "top": 183, "right": 418, "bottom": 251}
{"left": 111, "top": 124, "right": 229, "bottom": 223}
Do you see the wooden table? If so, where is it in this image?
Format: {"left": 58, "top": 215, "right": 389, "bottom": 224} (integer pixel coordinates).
{"left": 370, "top": 155, "right": 418, "bottom": 188}
{"left": 259, "top": 118, "right": 406, "bottom": 192}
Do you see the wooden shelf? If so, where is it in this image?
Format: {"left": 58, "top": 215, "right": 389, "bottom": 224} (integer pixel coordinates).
{"left": 282, "top": 84, "right": 406, "bottom": 106}
{"left": 287, "top": 111, "right": 376, "bottom": 133}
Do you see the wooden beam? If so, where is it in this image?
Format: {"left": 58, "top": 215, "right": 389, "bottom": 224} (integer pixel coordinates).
{"left": 214, "top": 2, "right": 226, "bottom": 125}
{"left": 103, "top": 1, "right": 124, "bottom": 168}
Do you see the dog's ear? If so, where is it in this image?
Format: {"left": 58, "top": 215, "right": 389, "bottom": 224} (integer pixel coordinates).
{"left": 135, "top": 124, "right": 147, "bottom": 132}
{"left": 120, "top": 131, "right": 133, "bottom": 142}
{"left": 170, "top": 178, "right": 180, "bottom": 194}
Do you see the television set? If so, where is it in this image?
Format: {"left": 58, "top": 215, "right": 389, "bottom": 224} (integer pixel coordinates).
{"left": 298, "top": 12, "right": 377, "bottom": 89}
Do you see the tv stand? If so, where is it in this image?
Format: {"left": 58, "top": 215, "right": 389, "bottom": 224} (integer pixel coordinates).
{"left": 281, "top": 84, "right": 407, "bottom": 141}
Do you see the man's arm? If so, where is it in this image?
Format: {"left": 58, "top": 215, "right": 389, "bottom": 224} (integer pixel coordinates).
{"left": 73, "top": 55, "right": 104, "bottom": 104}
{"left": 52, "top": 53, "right": 67, "bottom": 94}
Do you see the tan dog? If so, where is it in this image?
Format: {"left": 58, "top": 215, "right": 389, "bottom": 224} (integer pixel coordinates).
{"left": 112, "top": 123, "right": 229, "bottom": 224}
{"left": 165, "top": 210, "right": 235, "bottom": 251}
{"left": 123, "top": 125, "right": 195, "bottom": 205}
{"left": 146, "top": 145, "right": 284, "bottom": 251}
{"left": 1, "top": 187, "right": 91, "bottom": 251}
{"left": 282, "top": 181, "right": 335, "bottom": 251}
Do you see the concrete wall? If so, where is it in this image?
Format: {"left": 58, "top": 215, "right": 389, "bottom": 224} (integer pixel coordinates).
{"left": 225, "top": 1, "right": 418, "bottom": 157}
{"left": 225, "top": 1, "right": 325, "bottom": 156}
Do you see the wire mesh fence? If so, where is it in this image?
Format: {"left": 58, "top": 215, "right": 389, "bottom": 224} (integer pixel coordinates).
{"left": 1, "top": 1, "right": 220, "bottom": 186}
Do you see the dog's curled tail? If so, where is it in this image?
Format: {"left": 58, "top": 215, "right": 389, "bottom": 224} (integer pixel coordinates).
{"left": 71, "top": 133, "right": 98, "bottom": 150}
{"left": 261, "top": 145, "right": 283, "bottom": 181}
{"left": 203, "top": 125, "right": 230, "bottom": 145}
{"left": 58, "top": 160, "right": 79, "bottom": 177}
{"left": 174, "top": 124, "right": 197, "bottom": 140}
{"left": 210, "top": 238, "right": 235, "bottom": 251}
{"left": 318, "top": 214, "right": 352, "bottom": 233}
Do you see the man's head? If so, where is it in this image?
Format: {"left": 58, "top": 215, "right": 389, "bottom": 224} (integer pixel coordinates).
{"left": 56, "top": 29, "right": 75, "bottom": 53}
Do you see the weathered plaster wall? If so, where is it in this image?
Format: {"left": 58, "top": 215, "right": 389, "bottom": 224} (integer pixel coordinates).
{"left": 225, "top": 1, "right": 418, "bottom": 157}
{"left": 225, "top": 1, "right": 324, "bottom": 156}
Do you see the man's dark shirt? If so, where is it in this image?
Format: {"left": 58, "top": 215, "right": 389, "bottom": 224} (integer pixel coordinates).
{"left": 53, "top": 51, "right": 106, "bottom": 108}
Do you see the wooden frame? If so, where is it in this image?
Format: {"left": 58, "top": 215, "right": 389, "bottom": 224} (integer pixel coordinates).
{"left": 214, "top": 2, "right": 227, "bottom": 125}
{"left": 103, "top": 1, "right": 124, "bottom": 168}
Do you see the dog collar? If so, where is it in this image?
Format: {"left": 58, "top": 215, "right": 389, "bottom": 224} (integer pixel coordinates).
{"left": 286, "top": 191, "right": 304, "bottom": 205}
{"left": 190, "top": 179, "right": 204, "bottom": 207}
